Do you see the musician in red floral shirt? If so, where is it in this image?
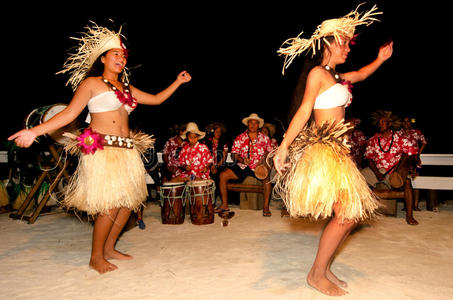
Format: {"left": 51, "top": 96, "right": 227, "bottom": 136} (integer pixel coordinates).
{"left": 217, "top": 113, "right": 273, "bottom": 216}
{"left": 346, "top": 117, "right": 367, "bottom": 169}
{"left": 362, "top": 111, "right": 419, "bottom": 225}
{"left": 175, "top": 122, "right": 213, "bottom": 181}
{"left": 397, "top": 117, "right": 427, "bottom": 169}
{"left": 162, "top": 123, "right": 187, "bottom": 181}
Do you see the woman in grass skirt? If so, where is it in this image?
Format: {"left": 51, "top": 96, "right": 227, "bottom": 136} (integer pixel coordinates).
{"left": 272, "top": 4, "right": 393, "bottom": 296}
{"left": 9, "top": 22, "right": 191, "bottom": 274}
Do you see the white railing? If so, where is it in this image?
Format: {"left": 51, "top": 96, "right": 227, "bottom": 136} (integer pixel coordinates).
{"left": 411, "top": 154, "right": 453, "bottom": 190}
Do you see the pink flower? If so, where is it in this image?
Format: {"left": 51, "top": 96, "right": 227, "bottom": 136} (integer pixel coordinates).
{"left": 77, "top": 128, "right": 104, "bottom": 154}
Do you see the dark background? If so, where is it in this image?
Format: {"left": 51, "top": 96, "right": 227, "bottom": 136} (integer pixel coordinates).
{"left": 2, "top": 1, "right": 449, "bottom": 153}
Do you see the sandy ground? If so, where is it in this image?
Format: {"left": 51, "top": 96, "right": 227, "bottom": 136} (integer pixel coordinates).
{"left": 1, "top": 199, "right": 453, "bottom": 300}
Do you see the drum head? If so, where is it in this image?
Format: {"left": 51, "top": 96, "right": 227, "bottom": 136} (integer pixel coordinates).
{"left": 186, "top": 179, "right": 214, "bottom": 187}
{"left": 389, "top": 172, "right": 404, "bottom": 189}
{"left": 42, "top": 104, "right": 79, "bottom": 145}
{"left": 162, "top": 182, "right": 186, "bottom": 187}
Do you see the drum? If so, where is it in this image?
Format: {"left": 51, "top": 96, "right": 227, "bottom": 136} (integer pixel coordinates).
{"left": 186, "top": 180, "right": 215, "bottom": 225}
{"left": 159, "top": 182, "right": 187, "bottom": 224}
{"left": 254, "top": 164, "right": 270, "bottom": 180}
{"left": 389, "top": 154, "right": 416, "bottom": 189}
{"left": 24, "top": 104, "right": 79, "bottom": 145}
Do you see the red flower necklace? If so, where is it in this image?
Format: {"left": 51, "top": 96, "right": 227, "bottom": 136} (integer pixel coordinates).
{"left": 102, "top": 77, "right": 137, "bottom": 109}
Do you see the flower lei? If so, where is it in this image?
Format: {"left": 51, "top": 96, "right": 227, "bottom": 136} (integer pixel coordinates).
{"left": 102, "top": 77, "right": 138, "bottom": 109}
{"left": 77, "top": 128, "right": 105, "bottom": 154}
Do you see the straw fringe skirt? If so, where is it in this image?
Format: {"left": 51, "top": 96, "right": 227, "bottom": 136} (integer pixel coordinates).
{"left": 62, "top": 131, "right": 154, "bottom": 216}
{"left": 272, "top": 121, "right": 379, "bottom": 223}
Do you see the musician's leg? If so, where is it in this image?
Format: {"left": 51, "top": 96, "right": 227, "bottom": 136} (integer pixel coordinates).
{"left": 404, "top": 179, "right": 418, "bottom": 225}
{"left": 104, "top": 207, "right": 134, "bottom": 260}
{"left": 217, "top": 168, "right": 238, "bottom": 211}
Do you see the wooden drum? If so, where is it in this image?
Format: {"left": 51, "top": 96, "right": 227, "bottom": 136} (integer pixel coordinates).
{"left": 186, "top": 180, "right": 215, "bottom": 225}
{"left": 159, "top": 182, "right": 187, "bottom": 224}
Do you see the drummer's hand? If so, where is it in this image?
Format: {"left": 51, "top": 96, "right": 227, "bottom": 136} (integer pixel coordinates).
{"left": 8, "top": 129, "right": 37, "bottom": 148}
{"left": 184, "top": 165, "right": 191, "bottom": 171}
{"left": 273, "top": 146, "right": 290, "bottom": 176}
{"left": 177, "top": 71, "right": 192, "bottom": 83}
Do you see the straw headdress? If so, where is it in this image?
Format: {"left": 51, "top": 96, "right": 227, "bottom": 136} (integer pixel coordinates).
{"left": 370, "top": 110, "right": 401, "bottom": 129}
{"left": 56, "top": 21, "right": 129, "bottom": 91}
{"left": 278, "top": 3, "right": 382, "bottom": 74}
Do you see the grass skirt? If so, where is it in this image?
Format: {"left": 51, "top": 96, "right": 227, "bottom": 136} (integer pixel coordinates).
{"left": 272, "top": 121, "right": 379, "bottom": 223}
{"left": 62, "top": 131, "right": 154, "bottom": 216}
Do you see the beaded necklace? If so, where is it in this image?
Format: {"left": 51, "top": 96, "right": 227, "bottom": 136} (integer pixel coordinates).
{"left": 102, "top": 77, "right": 137, "bottom": 109}
{"left": 378, "top": 131, "right": 394, "bottom": 153}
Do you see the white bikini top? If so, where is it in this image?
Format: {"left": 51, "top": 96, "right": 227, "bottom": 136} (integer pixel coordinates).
{"left": 313, "top": 83, "right": 352, "bottom": 110}
{"left": 85, "top": 91, "right": 136, "bottom": 123}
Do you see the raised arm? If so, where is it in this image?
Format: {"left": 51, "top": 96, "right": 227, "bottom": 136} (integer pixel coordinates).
{"left": 8, "top": 78, "right": 93, "bottom": 148}
{"left": 342, "top": 41, "right": 393, "bottom": 84}
{"left": 131, "top": 71, "right": 191, "bottom": 105}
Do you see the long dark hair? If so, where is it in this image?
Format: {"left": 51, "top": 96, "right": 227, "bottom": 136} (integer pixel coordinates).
{"left": 287, "top": 36, "right": 335, "bottom": 124}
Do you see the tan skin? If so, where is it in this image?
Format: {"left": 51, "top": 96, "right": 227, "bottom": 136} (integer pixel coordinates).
{"left": 8, "top": 48, "right": 191, "bottom": 274}
{"left": 218, "top": 119, "right": 272, "bottom": 215}
{"left": 274, "top": 38, "right": 393, "bottom": 296}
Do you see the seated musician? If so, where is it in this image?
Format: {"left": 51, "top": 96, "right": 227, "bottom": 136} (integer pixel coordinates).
{"left": 362, "top": 111, "right": 419, "bottom": 225}
{"left": 261, "top": 122, "right": 279, "bottom": 150}
{"left": 397, "top": 116, "right": 428, "bottom": 211}
{"left": 173, "top": 122, "right": 213, "bottom": 182}
{"left": 217, "top": 113, "right": 273, "bottom": 217}
{"left": 397, "top": 116, "right": 427, "bottom": 170}
{"left": 162, "top": 123, "right": 187, "bottom": 182}
{"left": 346, "top": 117, "right": 367, "bottom": 169}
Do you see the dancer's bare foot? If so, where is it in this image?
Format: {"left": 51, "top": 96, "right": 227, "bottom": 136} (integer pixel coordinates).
{"left": 307, "top": 269, "right": 347, "bottom": 296}
{"left": 326, "top": 269, "right": 348, "bottom": 288}
{"left": 89, "top": 256, "right": 118, "bottom": 274}
{"left": 104, "top": 249, "right": 133, "bottom": 261}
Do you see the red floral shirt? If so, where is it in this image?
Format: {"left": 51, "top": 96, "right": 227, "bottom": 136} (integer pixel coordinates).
{"left": 163, "top": 136, "right": 187, "bottom": 177}
{"left": 348, "top": 130, "right": 367, "bottom": 166}
{"left": 365, "top": 131, "right": 418, "bottom": 172}
{"left": 396, "top": 129, "right": 426, "bottom": 152}
{"left": 208, "top": 137, "right": 228, "bottom": 165}
{"left": 231, "top": 131, "right": 272, "bottom": 170}
{"left": 178, "top": 142, "right": 214, "bottom": 180}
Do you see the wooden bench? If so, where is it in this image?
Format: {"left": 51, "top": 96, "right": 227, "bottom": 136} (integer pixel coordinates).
{"left": 226, "top": 176, "right": 264, "bottom": 210}
{"left": 373, "top": 188, "right": 405, "bottom": 217}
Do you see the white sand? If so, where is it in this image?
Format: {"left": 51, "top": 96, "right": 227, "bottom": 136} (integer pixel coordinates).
{"left": 1, "top": 200, "right": 453, "bottom": 300}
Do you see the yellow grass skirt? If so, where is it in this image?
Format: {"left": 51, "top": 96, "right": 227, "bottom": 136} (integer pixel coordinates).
{"left": 62, "top": 131, "right": 154, "bottom": 216}
{"left": 272, "top": 121, "right": 379, "bottom": 223}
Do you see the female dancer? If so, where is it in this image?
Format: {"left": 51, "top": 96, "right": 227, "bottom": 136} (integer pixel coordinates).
{"left": 8, "top": 22, "right": 191, "bottom": 274}
{"left": 273, "top": 5, "right": 392, "bottom": 296}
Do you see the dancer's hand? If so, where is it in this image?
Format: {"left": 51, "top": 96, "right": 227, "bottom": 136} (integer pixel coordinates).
{"left": 8, "top": 129, "right": 37, "bottom": 148}
{"left": 378, "top": 41, "right": 393, "bottom": 61}
{"left": 177, "top": 71, "right": 192, "bottom": 83}
{"left": 273, "top": 146, "right": 290, "bottom": 176}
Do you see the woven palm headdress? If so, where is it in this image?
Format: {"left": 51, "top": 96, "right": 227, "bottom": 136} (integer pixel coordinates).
{"left": 56, "top": 21, "right": 129, "bottom": 91}
{"left": 277, "top": 3, "right": 381, "bottom": 74}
